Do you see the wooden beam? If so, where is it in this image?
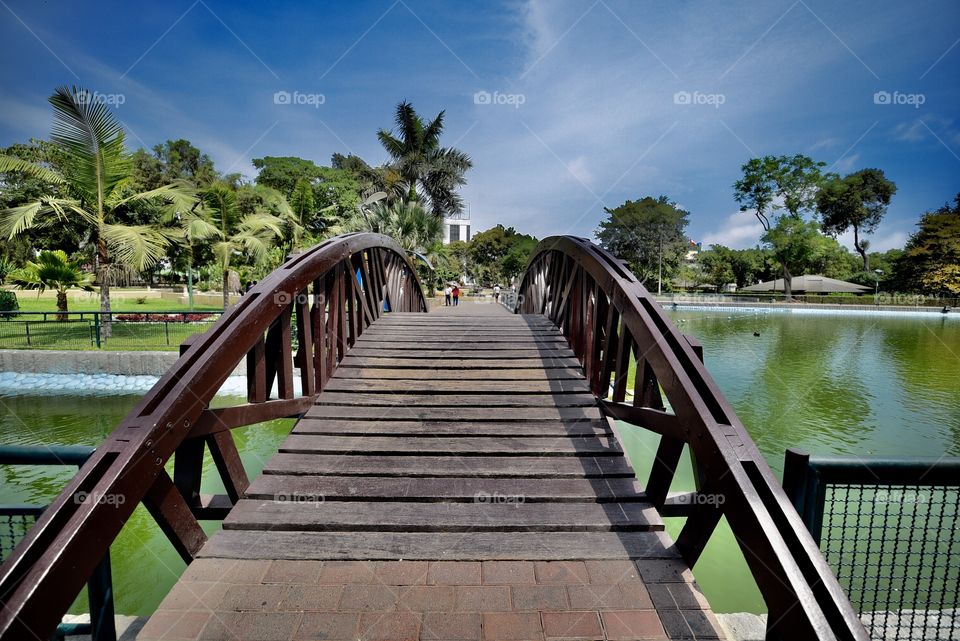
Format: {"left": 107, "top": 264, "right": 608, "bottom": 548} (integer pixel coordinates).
{"left": 143, "top": 471, "right": 207, "bottom": 564}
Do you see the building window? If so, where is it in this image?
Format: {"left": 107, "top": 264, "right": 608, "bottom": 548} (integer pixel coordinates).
{"left": 449, "top": 224, "right": 460, "bottom": 242}
{"left": 466, "top": 225, "right": 471, "bottom": 241}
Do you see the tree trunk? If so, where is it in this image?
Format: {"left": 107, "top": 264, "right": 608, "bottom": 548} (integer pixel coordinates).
{"left": 853, "top": 226, "right": 869, "bottom": 271}
{"left": 98, "top": 239, "right": 112, "bottom": 339}
{"left": 780, "top": 258, "right": 793, "bottom": 301}
{"left": 56, "top": 290, "right": 68, "bottom": 322}
{"left": 222, "top": 270, "right": 230, "bottom": 309}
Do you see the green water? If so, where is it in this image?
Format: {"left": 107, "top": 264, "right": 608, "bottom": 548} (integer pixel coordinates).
{"left": 0, "top": 309, "right": 958, "bottom": 615}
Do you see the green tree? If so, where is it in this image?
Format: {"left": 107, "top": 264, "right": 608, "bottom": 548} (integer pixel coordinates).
{"left": 10, "top": 250, "right": 94, "bottom": 320}
{"left": 0, "top": 86, "right": 193, "bottom": 335}
{"left": 698, "top": 246, "right": 736, "bottom": 292}
{"left": 761, "top": 217, "right": 823, "bottom": 291}
{"left": 376, "top": 101, "right": 472, "bottom": 217}
{"left": 596, "top": 196, "right": 690, "bottom": 293}
{"left": 133, "top": 139, "right": 218, "bottom": 190}
{"left": 893, "top": 193, "right": 960, "bottom": 295}
{"left": 468, "top": 225, "right": 537, "bottom": 287}
{"left": 817, "top": 168, "right": 897, "bottom": 270}
{"left": 197, "top": 182, "right": 285, "bottom": 307}
{"left": 733, "top": 154, "right": 828, "bottom": 299}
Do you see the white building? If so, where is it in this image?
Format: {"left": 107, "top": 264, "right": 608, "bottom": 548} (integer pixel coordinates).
{"left": 443, "top": 211, "right": 471, "bottom": 244}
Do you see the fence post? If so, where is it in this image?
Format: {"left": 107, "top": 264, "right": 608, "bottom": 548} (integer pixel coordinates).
{"left": 94, "top": 313, "right": 101, "bottom": 349}
{"left": 24, "top": 322, "right": 31, "bottom": 347}
{"left": 164, "top": 321, "right": 170, "bottom": 346}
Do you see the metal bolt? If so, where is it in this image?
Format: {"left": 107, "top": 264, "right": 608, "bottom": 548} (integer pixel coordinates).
{"left": 145, "top": 440, "right": 153, "bottom": 448}
{"left": 155, "top": 457, "right": 162, "bottom": 465}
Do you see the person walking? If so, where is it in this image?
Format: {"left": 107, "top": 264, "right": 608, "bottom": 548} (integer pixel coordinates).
{"left": 451, "top": 285, "right": 460, "bottom": 306}
{"left": 444, "top": 285, "right": 452, "bottom": 306}
{"left": 493, "top": 284, "right": 501, "bottom": 303}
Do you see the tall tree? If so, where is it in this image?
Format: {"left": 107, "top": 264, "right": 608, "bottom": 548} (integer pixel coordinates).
{"left": 893, "top": 193, "right": 960, "bottom": 295}
{"left": 196, "top": 182, "right": 286, "bottom": 307}
{"left": 817, "top": 168, "right": 897, "bottom": 270}
{"left": 733, "top": 154, "right": 828, "bottom": 299}
{"left": 376, "top": 101, "right": 472, "bottom": 217}
{"left": 596, "top": 196, "right": 690, "bottom": 293}
{"left": 0, "top": 86, "right": 193, "bottom": 335}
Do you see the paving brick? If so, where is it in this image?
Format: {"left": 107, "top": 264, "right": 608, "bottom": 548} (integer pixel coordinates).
{"left": 428, "top": 561, "right": 482, "bottom": 585}
{"left": 339, "top": 584, "right": 400, "bottom": 611}
{"left": 222, "top": 560, "right": 273, "bottom": 584}
{"left": 203, "top": 611, "right": 302, "bottom": 641}
{"left": 280, "top": 585, "right": 343, "bottom": 611}
{"left": 455, "top": 586, "right": 512, "bottom": 611}
{"left": 635, "top": 559, "right": 694, "bottom": 584}
{"left": 482, "top": 561, "right": 536, "bottom": 585}
{"left": 584, "top": 560, "right": 640, "bottom": 585}
{"left": 373, "top": 560, "right": 429, "bottom": 585}
{"left": 540, "top": 611, "right": 603, "bottom": 640}
{"left": 534, "top": 561, "right": 588, "bottom": 584}
{"left": 159, "top": 581, "right": 229, "bottom": 611}
{"left": 600, "top": 610, "right": 667, "bottom": 640}
{"left": 139, "top": 610, "right": 210, "bottom": 640}
{"left": 421, "top": 612, "right": 482, "bottom": 640}
{"left": 397, "top": 585, "right": 456, "bottom": 612}
{"left": 318, "top": 561, "right": 377, "bottom": 584}
{"left": 511, "top": 585, "right": 568, "bottom": 611}
{"left": 482, "top": 612, "right": 544, "bottom": 641}
{"left": 295, "top": 612, "right": 359, "bottom": 640}
{"left": 566, "top": 584, "right": 651, "bottom": 610}
{"left": 220, "top": 584, "right": 287, "bottom": 611}
{"left": 264, "top": 560, "right": 324, "bottom": 584}
{"left": 357, "top": 612, "right": 421, "bottom": 641}
{"left": 657, "top": 609, "right": 724, "bottom": 639}
{"left": 647, "top": 583, "right": 710, "bottom": 610}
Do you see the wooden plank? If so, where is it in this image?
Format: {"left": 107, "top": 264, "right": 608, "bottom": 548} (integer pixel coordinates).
{"left": 224, "top": 500, "right": 663, "bottom": 532}
{"left": 244, "top": 475, "right": 642, "bottom": 501}
{"left": 314, "top": 392, "right": 598, "bottom": 408}
{"left": 329, "top": 367, "right": 585, "bottom": 380}
{"left": 279, "top": 434, "right": 622, "bottom": 456}
{"left": 302, "top": 405, "right": 603, "bottom": 421}
{"left": 293, "top": 419, "right": 610, "bottom": 437}
{"left": 338, "top": 357, "right": 582, "bottom": 369}
{"left": 198, "top": 530, "right": 678, "bottom": 560}
{"left": 321, "top": 378, "right": 591, "bottom": 394}
{"left": 262, "top": 454, "right": 634, "bottom": 477}
{"left": 350, "top": 340, "right": 568, "bottom": 350}
{"left": 345, "top": 348, "right": 575, "bottom": 359}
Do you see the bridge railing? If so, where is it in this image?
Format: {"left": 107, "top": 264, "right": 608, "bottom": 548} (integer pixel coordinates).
{"left": 514, "top": 236, "right": 868, "bottom": 641}
{"left": 0, "top": 233, "right": 427, "bottom": 641}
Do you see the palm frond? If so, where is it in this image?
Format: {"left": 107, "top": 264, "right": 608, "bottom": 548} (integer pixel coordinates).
{"left": 101, "top": 223, "right": 170, "bottom": 270}
{"left": 0, "top": 155, "right": 66, "bottom": 185}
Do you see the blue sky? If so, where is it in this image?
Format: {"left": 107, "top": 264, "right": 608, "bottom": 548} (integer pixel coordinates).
{"left": 1, "top": 0, "right": 958, "bottom": 251}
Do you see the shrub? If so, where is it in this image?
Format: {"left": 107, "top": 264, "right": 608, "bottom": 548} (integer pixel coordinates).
{"left": 0, "top": 290, "right": 19, "bottom": 316}
{"left": 136, "top": 297, "right": 147, "bottom": 304}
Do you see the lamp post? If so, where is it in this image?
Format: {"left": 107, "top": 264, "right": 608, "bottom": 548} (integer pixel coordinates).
{"left": 874, "top": 268, "right": 883, "bottom": 305}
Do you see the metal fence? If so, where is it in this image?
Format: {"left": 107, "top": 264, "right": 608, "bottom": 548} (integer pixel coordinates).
{"left": 783, "top": 449, "right": 960, "bottom": 641}
{"left": 0, "top": 311, "right": 223, "bottom": 351}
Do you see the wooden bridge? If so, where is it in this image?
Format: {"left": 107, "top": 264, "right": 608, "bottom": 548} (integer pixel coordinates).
{"left": 0, "top": 234, "right": 870, "bottom": 641}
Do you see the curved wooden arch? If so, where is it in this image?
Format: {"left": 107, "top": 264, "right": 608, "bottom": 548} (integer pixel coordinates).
{"left": 0, "top": 233, "right": 426, "bottom": 641}
{"left": 516, "top": 236, "right": 868, "bottom": 641}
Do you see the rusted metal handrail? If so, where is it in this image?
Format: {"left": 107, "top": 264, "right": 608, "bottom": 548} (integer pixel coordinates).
{"left": 0, "top": 233, "right": 426, "bottom": 641}
{"left": 515, "top": 236, "right": 868, "bottom": 641}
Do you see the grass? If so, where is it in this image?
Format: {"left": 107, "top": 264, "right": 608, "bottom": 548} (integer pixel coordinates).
{"left": 0, "top": 318, "right": 219, "bottom": 351}
{"left": 11, "top": 296, "right": 223, "bottom": 313}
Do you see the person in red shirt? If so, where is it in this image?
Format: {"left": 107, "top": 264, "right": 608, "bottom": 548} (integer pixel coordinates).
{"left": 451, "top": 285, "right": 460, "bottom": 306}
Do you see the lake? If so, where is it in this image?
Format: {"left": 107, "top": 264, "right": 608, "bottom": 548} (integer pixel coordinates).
{"left": 0, "top": 308, "right": 957, "bottom": 615}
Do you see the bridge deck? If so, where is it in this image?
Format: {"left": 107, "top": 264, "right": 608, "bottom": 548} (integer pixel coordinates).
{"left": 138, "top": 304, "right": 725, "bottom": 641}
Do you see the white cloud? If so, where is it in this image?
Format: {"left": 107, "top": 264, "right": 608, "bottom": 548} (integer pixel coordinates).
{"left": 700, "top": 210, "right": 765, "bottom": 249}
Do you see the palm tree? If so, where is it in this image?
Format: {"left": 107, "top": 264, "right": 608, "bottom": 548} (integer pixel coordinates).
{"left": 196, "top": 182, "right": 286, "bottom": 307}
{"left": 10, "top": 250, "right": 94, "bottom": 320}
{"left": 0, "top": 86, "right": 193, "bottom": 334}
{"left": 376, "top": 102, "right": 472, "bottom": 218}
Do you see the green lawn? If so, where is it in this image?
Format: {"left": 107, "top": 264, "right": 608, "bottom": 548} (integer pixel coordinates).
{"left": 11, "top": 296, "right": 223, "bottom": 313}
{"left": 0, "top": 318, "right": 219, "bottom": 351}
